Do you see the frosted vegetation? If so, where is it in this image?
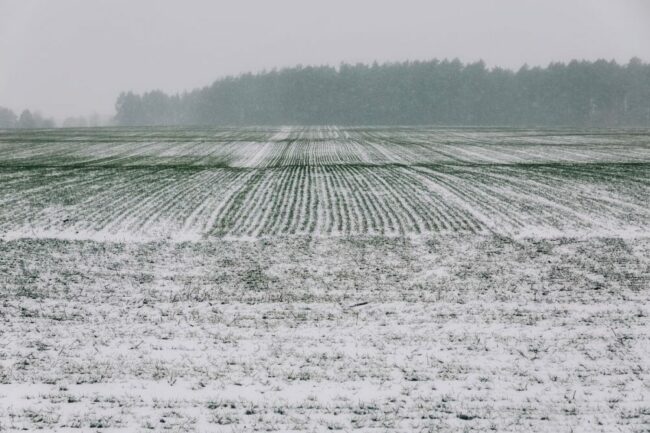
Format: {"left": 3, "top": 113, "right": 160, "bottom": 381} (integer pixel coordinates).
{"left": 0, "top": 126, "right": 648, "bottom": 240}
{"left": 0, "top": 126, "right": 648, "bottom": 431}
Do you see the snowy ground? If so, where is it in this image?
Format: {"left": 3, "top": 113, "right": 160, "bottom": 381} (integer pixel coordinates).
{"left": 0, "top": 127, "right": 649, "bottom": 432}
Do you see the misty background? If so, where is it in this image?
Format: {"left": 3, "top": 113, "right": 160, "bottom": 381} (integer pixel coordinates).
{"left": 1, "top": 0, "right": 649, "bottom": 125}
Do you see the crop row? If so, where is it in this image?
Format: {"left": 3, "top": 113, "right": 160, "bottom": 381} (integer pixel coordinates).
{"left": 1, "top": 161, "right": 647, "bottom": 240}
{"left": 2, "top": 127, "right": 649, "bottom": 169}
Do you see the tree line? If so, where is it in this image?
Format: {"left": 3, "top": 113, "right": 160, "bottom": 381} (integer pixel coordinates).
{"left": 0, "top": 107, "right": 55, "bottom": 129}
{"left": 0, "top": 108, "right": 111, "bottom": 129}
{"left": 114, "top": 58, "right": 650, "bottom": 127}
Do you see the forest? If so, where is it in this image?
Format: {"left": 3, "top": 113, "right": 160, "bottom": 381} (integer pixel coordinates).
{"left": 114, "top": 58, "right": 650, "bottom": 127}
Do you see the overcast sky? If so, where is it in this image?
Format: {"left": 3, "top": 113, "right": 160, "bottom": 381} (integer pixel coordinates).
{"left": 1, "top": 0, "right": 649, "bottom": 120}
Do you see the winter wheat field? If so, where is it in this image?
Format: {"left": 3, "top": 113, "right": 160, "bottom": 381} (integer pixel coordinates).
{"left": 0, "top": 126, "right": 649, "bottom": 432}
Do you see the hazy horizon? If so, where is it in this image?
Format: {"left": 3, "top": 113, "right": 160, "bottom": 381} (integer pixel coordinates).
{"left": 2, "top": 0, "right": 649, "bottom": 121}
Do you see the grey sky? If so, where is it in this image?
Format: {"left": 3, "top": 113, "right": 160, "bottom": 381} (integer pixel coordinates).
{"left": 1, "top": 0, "right": 649, "bottom": 120}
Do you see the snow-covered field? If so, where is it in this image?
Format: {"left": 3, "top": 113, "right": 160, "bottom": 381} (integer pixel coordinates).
{"left": 1, "top": 127, "right": 649, "bottom": 432}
